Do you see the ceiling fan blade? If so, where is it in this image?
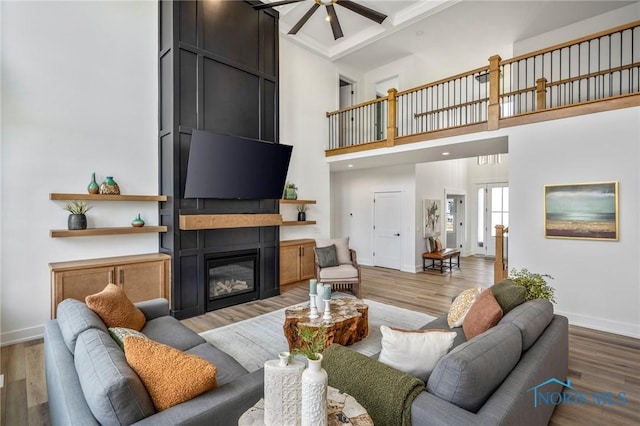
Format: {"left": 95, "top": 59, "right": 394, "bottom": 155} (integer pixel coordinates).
{"left": 337, "top": 0, "right": 387, "bottom": 24}
{"left": 288, "top": 3, "right": 320, "bottom": 35}
{"left": 326, "top": 5, "right": 344, "bottom": 40}
{"left": 253, "top": 0, "right": 306, "bottom": 11}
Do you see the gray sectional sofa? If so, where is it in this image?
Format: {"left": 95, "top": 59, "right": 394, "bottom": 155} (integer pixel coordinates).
{"left": 44, "top": 298, "right": 263, "bottom": 426}
{"left": 328, "top": 299, "right": 569, "bottom": 426}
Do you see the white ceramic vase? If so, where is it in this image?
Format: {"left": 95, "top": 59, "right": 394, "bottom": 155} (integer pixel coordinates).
{"left": 264, "top": 352, "right": 305, "bottom": 426}
{"left": 301, "top": 354, "right": 328, "bottom": 426}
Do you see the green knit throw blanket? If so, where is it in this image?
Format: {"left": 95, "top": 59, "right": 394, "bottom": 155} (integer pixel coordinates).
{"left": 322, "top": 344, "right": 425, "bottom": 426}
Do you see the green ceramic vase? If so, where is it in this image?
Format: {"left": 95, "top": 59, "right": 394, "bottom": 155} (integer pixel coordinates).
{"left": 87, "top": 172, "right": 99, "bottom": 194}
{"left": 100, "top": 176, "right": 120, "bottom": 195}
{"left": 131, "top": 213, "right": 145, "bottom": 228}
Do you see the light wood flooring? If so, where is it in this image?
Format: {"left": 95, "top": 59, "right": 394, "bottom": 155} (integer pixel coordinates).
{"left": 2, "top": 256, "right": 639, "bottom": 425}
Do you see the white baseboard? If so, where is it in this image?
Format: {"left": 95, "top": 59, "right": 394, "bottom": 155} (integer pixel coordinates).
{"left": 1, "top": 325, "right": 45, "bottom": 347}
{"left": 556, "top": 309, "right": 640, "bottom": 339}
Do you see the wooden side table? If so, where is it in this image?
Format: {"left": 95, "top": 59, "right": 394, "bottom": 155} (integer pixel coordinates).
{"left": 283, "top": 298, "right": 369, "bottom": 351}
{"left": 238, "top": 386, "right": 373, "bottom": 425}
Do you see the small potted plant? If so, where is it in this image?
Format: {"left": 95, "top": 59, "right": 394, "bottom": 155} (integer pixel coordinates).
{"left": 297, "top": 204, "right": 307, "bottom": 222}
{"left": 284, "top": 182, "right": 298, "bottom": 200}
{"left": 509, "top": 268, "right": 556, "bottom": 303}
{"left": 64, "top": 200, "right": 93, "bottom": 230}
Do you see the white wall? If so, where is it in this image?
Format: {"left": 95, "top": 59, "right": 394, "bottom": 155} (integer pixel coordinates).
{"left": 1, "top": 1, "right": 158, "bottom": 344}
{"left": 415, "top": 159, "right": 468, "bottom": 264}
{"left": 278, "top": 37, "right": 334, "bottom": 241}
{"left": 331, "top": 165, "right": 416, "bottom": 271}
{"left": 508, "top": 108, "right": 640, "bottom": 338}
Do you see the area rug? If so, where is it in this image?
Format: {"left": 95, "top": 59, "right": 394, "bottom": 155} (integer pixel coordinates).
{"left": 199, "top": 298, "right": 435, "bottom": 372}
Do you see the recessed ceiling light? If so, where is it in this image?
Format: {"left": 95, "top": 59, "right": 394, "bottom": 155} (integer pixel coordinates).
{"left": 442, "top": 152, "right": 450, "bottom": 156}
{"left": 347, "top": 164, "right": 353, "bottom": 168}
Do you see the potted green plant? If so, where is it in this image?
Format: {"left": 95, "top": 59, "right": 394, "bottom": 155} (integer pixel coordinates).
{"left": 292, "top": 325, "right": 326, "bottom": 361}
{"left": 284, "top": 182, "right": 298, "bottom": 200}
{"left": 509, "top": 268, "right": 556, "bottom": 303}
{"left": 297, "top": 204, "right": 307, "bottom": 221}
{"left": 64, "top": 200, "right": 93, "bottom": 230}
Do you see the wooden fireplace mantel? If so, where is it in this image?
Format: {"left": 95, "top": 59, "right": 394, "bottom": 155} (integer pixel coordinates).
{"left": 179, "top": 214, "right": 283, "bottom": 230}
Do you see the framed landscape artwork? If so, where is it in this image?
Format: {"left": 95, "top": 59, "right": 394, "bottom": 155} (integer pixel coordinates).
{"left": 544, "top": 181, "right": 618, "bottom": 240}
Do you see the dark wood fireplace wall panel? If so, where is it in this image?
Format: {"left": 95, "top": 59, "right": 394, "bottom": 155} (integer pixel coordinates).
{"left": 159, "top": 0, "right": 280, "bottom": 319}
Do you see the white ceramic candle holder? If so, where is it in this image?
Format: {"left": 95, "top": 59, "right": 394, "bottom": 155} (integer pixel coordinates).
{"left": 309, "top": 294, "right": 319, "bottom": 319}
{"left": 322, "top": 298, "right": 331, "bottom": 320}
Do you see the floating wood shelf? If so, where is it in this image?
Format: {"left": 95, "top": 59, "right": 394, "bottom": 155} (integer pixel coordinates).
{"left": 179, "top": 214, "right": 283, "bottom": 230}
{"left": 281, "top": 221, "right": 317, "bottom": 226}
{"left": 50, "top": 226, "right": 168, "bottom": 238}
{"left": 280, "top": 199, "right": 316, "bottom": 204}
{"left": 50, "top": 193, "right": 167, "bottom": 202}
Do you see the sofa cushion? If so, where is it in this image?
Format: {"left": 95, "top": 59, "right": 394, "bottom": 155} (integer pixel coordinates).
{"left": 316, "top": 237, "right": 351, "bottom": 264}
{"left": 499, "top": 299, "right": 554, "bottom": 351}
{"left": 491, "top": 279, "right": 527, "bottom": 313}
{"left": 74, "top": 328, "right": 155, "bottom": 425}
{"left": 56, "top": 298, "right": 108, "bottom": 354}
{"left": 462, "top": 289, "right": 503, "bottom": 340}
{"left": 447, "top": 287, "right": 482, "bottom": 327}
{"left": 318, "top": 264, "right": 359, "bottom": 281}
{"left": 85, "top": 284, "right": 146, "bottom": 331}
{"left": 124, "top": 336, "right": 217, "bottom": 411}
{"left": 315, "top": 244, "right": 339, "bottom": 268}
{"left": 186, "top": 342, "right": 249, "bottom": 386}
{"left": 141, "top": 315, "right": 206, "bottom": 351}
{"left": 378, "top": 326, "right": 456, "bottom": 382}
{"left": 427, "top": 323, "right": 522, "bottom": 413}
{"left": 419, "top": 315, "right": 467, "bottom": 349}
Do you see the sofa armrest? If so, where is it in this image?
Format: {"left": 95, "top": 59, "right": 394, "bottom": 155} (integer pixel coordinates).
{"left": 133, "top": 368, "right": 264, "bottom": 426}
{"left": 135, "top": 298, "right": 170, "bottom": 320}
{"left": 44, "top": 321, "right": 100, "bottom": 426}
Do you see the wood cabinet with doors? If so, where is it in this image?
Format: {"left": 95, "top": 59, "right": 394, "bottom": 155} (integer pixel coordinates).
{"left": 49, "top": 253, "right": 171, "bottom": 318}
{"left": 280, "top": 239, "right": 315, "bottom": 285}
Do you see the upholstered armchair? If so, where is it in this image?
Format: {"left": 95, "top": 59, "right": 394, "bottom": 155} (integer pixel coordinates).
{"left": 314, "top": 237, "right": 361, "bottom": 298}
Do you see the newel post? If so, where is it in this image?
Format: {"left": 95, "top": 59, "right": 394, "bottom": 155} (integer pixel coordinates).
{"left": 536, "top": 78, "right": 548, "bottom": 111}
{"left": 494, "top": 225, "right": 508, "bottom": 283}
{"left": 386, "top": 88, "right": 397, "bottom": 147}
{"left": 487, "top": 55, "right": 502, "bottom": 130}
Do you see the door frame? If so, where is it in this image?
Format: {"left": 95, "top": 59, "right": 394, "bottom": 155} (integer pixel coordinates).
{"left": 444, "top": 188, "right": 466, "bottom": 255}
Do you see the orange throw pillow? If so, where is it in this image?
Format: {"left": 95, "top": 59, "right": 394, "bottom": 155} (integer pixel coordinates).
{"left": 462, "top": 289, "right": 503, "bottom": 340}
{"left": 85, "top": 283, "right": 146, "bottom": 331}
{"left": 124, "top": 336, "right": 218, "bottom": 411}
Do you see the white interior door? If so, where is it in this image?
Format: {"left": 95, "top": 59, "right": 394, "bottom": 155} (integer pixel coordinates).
{"left": 478, "top": 184, "right": 509, "bottom": 257}
{"left": 446, "top": 195, "right": 465, "bottom": 250}
{"left": 373, "top": 192, "right": 402, "bottom": 270}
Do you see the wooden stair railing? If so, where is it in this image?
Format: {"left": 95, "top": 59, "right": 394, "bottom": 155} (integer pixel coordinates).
{"left": 495, "top": 225, "right": 509, "bottom": 283}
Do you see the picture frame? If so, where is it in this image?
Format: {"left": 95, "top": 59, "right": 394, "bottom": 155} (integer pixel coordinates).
{"left": 423, "top": 199, "right": 442, "bottom": 238}
{"left": 544, "top": 181, "right": 618, "bottom": 240}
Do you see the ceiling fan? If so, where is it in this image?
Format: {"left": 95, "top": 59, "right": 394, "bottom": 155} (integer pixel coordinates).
{"left": 253, "top": 0, "right": 387, "bottom": 40}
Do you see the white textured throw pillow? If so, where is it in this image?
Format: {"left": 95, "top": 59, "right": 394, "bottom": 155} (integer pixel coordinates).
{"left": 447, "top": 287, "right": 483, "bottom": 328}
{"left": 378, "top": 326, "right": 457, "bottom": 382}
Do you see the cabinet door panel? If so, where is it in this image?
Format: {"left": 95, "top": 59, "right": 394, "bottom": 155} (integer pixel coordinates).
{"left": 52, "top": 266, "right": 114, "bottom": 317}
{"left": 116, "top": 261, "right": 166, "bottom": 303}
{"left": 280, "top": 245, "right": 301, "bottom": 285}
{"left": 300, "top": 242, "right": 316, "bottom": 280}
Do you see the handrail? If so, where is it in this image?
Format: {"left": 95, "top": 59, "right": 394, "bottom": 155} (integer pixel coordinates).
{"left": 325, "top": 20, "right": 640, "bottom": 154}
{"left": 495, "top": 225, "right": 509, "bottom": 283}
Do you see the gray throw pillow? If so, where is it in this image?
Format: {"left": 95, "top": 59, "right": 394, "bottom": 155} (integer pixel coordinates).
{"left": 316, "top": 245, "right": 339, "bottom": 268}
{"left": 491, "top": 279, "right": 527, "bottom": 313}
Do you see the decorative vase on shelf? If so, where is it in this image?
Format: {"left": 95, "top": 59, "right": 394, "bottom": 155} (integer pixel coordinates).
{"left": 131, "top": 214, "right": 145, "bottom": 228}
{"left": 285, "top": 184, "right": 298, "bottom": 200}
{"left": 298, "top": 211, "right": 306, "bottom": 222}
{"left": 99, "top": 176, "right": 120, "bottom": 195}
{"left": 301, "top": 354, "right": 328, "bottom": 426}
{"left": 87, "top": 172, "right": 99, "bottom": 194}
{"left": 264, "top": 352, "right": 305, "bottom": 426}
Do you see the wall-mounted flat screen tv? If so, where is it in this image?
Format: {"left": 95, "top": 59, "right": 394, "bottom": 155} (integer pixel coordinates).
{"left": 183, "top": 129, "right": 293, "bottom": 200}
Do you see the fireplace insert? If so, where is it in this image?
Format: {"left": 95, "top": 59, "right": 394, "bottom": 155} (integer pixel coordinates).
{"left": 206, "top": 249, "right": 259, "bottom": 311}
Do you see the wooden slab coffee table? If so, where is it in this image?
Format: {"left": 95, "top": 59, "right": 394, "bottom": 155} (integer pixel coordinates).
{"left": 283, "top": 298, "right": 369, "bottom": 351}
